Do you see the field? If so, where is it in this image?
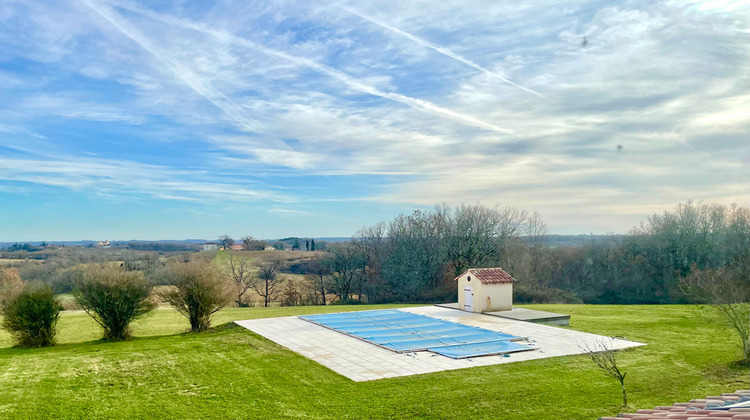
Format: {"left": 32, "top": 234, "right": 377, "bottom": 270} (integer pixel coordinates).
{"left": 0, "top": 304, "right": 746, "bottom": 419}
{"left": 0, "top": 259, "right": 28, "bottom": 265}
{"left": 211, "top": 249, "right": 324, "bottom": 264}
{"left": 211, "top": 249, "right": 323, "bottom": 305}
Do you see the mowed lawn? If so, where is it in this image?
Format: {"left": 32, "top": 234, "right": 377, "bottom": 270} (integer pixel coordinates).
{"left": 0, "top": 304, "right": 746, "bottom": 419}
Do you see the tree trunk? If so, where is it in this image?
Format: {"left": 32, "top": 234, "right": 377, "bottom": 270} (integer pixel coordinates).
{"left": 620, "top": 379, "right": 628, "bottom": 407}
{"left": 319, "top": 276, "right": 327, "bottom": 305}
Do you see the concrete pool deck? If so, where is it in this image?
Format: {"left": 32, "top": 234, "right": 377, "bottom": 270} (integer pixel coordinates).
{"left": 436, "top": 303, "right": 571, "bottom": 326}
{"left": 234, "top": 306, "right": 644, "bottom": 382}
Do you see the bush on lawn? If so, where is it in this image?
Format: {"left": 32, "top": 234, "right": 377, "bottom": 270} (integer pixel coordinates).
{"left": 2, "top": 284, "right": 62, "bottom": 347}
{"left": 160, "top": 262, "right": 232, "bottom": 332}
{"left": 74, "top": 265, "right": 156, "bottom": 341}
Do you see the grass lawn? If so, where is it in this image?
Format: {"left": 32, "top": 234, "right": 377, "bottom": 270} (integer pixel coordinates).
{"left": 0, "top": 304, "right": 746, "bottom": 419}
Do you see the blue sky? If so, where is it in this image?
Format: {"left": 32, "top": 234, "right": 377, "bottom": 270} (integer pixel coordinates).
{"left": 0, "top": 0, "right": 748, "bottom": 241}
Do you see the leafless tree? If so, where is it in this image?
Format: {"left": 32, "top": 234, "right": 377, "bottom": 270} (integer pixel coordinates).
{"left": 226, "top": 252, "right": 254, "bottom": 307}
{"left": 680, "top": 259, "right": 750, "bottom": 362}
{"left": 305, "top": 260, "right": 331, "bottom": 305}
{"left": 218, "top": 235, "right": 234, "bottom": 249}
{"left": 581, "top": 339, "right": 629, "bottom": 407}
{"left": 281, "top": 279, "right": 300, "bottom": 306}
{"left": 524, "top": 211, "right": 548, "bottom": 245}
{"left": 353, "top": 222, "right": 389, "bottom": 301}
{"left": 241, "top": 235, "right": 267, "bottom": 251}
{"left": 325, "top": 243, "right": 366, "bottom": 301}
{"left": 241, "top": 236, "right": 254, "bottom": 250}
{"left": 253, "top": 258, "right": 283, "bottom": 307}
{"left": 444, "top": 204, "right": 528, "bottom": 276}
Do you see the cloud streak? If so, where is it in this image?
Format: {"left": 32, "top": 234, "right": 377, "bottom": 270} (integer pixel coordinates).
{"left": 342, "top": 6, "right": 543, "bottom": 98}
{"left": 0, "top": 156, "right": 294, "bottom": 204}
{"left": 0, "top": 0, "right": 748, "bottom": 237}
{"left": 79, "top": 0, "right": 292, "bottom": 149}
{"left": 107, "top": 0, "right": 515, "bottom": 135}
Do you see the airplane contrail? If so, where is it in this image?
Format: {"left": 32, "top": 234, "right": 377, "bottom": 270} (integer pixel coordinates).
{"left": 105, "top": 0, "right": 515, "bottom": 135}
{"left": 342, "top": 6, "right": 542, "bottom": 98}
{"left": 80, "top": 0, "right": 295, "bottom": 151}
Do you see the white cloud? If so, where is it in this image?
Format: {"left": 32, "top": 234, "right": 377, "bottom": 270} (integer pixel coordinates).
{"left": 0, "top": 156, "right": 294, "bottom": 204}
{"left": 0, "top": 0, "right": 747, "bottom": 233}
{"left": 21, "top": 93, "right": 143, "bottom": 124}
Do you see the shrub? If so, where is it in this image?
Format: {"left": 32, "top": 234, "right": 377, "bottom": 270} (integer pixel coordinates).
{"left": 160, "top": 262, "right": 231, "bottom": 332}
{"left": 2, "top": 285, "right": 62, "bottom": 347}
{"left": 74, "top": 265, "right": 156, "bottom": 341}
{"left": 514, "top": 280, "right": 582, "bottom": 304}
{"left": 330, "top": 297, "right": 365, "bottom": 305}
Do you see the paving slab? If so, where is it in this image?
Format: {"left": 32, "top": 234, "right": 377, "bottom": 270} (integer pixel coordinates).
{"left": 436, "top": 303, "right": 571, "bottom": 326}
{"left": 234, "top": 306, "right": 644, "bottom": 382}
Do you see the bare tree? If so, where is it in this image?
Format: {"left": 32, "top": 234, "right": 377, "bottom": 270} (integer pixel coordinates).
{"left": 386, "top": 209, "right": 446, "bottom": 295}
{"left": 524, "top": 211, "right": 548, "bottom": 245}
{"left": 325, "top": 243, "right": 366, "bottom": 301}
{"left": 581, "top": 339, "right": 629, "bottom": 407}
{"left": 226, "top": 252, "right": 254, "bottom": 307}
{"left": 218, "top": 235, "right": 234, "bottom": 249}
{"left": 680, "top": 259, "right": 750, "bottom": 362}
{"left": 253, "top": 258, "right": 283, "bottom": 307}
{"left": 353, "top": 222, "right": 388, "bottom": 302}
{"left": 241, "top": 235, "right": 267, "bottom": 251}
{"left": 305, "top": 259, "right": 331, "bottom": 305}
{"left": 444, "top": 204, "right": 528, "bottom": 276}
{"left": 524, "top": 211, "right": 549, "bottom": 278}
{"left": 281, "top": 279, "right": 300, "bottom": 306}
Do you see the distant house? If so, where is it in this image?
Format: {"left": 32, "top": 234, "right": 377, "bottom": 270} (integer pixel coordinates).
{"left": 264, "top": 245, "right": 277, "bottom": 251}
{"left": 203, "top": 242, "right": 219, "bottom": 251}
{"left": 97, "top": 240, "right": 111, "bottom": 248}
{"left": 456, "top": 268, "right": 516, "bottom": 313}
{"left": 229, "top": 244, "right": 244, "bottom": 251}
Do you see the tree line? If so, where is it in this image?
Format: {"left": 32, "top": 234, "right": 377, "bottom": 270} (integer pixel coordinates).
{"left": 303, "top": 201, "right": 749, "bottom": 307}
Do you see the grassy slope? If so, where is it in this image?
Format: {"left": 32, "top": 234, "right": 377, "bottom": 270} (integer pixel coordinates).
{"left": 0, "top": 304, "right": 746, "bottom": 419}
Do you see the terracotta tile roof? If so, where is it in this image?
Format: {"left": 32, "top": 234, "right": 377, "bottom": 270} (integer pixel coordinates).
{"left": 457, "top": 268, "right": 516, "bottom": 284}
{"left": 599, "top": 390, "right": 750, "bottom": 420}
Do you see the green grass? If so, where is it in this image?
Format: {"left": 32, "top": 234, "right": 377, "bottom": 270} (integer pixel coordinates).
{"left": 0, "top": 304, "right": 746, "bottom": 419}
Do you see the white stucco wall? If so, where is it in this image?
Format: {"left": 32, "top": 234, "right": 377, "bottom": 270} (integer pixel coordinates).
{"left": 457, "top": 273, "right": 481, "bottom": 312}
{"left": 457, "top": 272, "right": 513, "bottom": 313}
{"left": 480, "top": 283, "right": 513, "bottom": 312}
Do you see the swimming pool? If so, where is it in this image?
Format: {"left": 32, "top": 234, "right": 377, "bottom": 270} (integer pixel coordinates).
{"left": 300, "top": 309, "right": 534, "bottom": 359}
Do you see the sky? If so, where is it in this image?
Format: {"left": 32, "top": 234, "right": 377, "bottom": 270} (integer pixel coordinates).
{"left": 0, "top": 0, "right": 748, "bottom": 241}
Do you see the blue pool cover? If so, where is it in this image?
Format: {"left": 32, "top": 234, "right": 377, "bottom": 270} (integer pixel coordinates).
{"left": 300, "top": 309, "right": 535, "bottom": 359}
